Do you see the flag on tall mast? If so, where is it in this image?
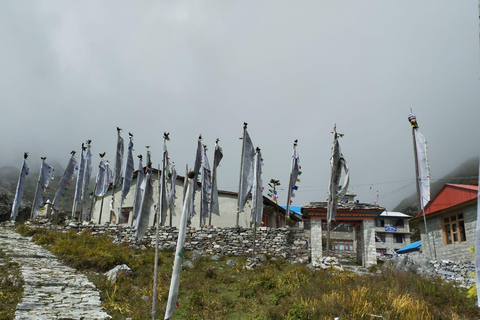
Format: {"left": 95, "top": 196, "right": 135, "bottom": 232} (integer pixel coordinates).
{"left": 285, "top": 140, "right": 301, "bottom": 225}
{"left": 52, "top": 151, "right": 78, "bottom": 212}
{"left": 164, "top": 172, "right": 195, "bottom": 320}
{"left": 200, "top": 144, "right": 212, "bottom": 227}
{"left": 135, "top": 166, "right": 154, "bottom": 240}
{"left": 251, "top": 147, "right": 263, "bottom": 227}
{"left": 326, "top": 125, "right": 349, "bottom": 223}
{"left": 10, "top": 152, "right": 29, "bottom": 221}
{"left": 169, "top": 162, "right": 177, "bottom": 217}
{"left": 31, "top": 157, "right": 54, "bottom": 219}
{"left": 209, "top": 139, "right": 223, "bottom": 224}
{"left": 132, "top": 155, "right": 145, "bottom": 222}
{"left": 81, "top": 140, "right": 92, "bottom": 201}
{"left": 110, "top": 128, "right": 124, "bottom": 224}
{"left": 113, "top": 127, "right": 125, "bottom": 187}
{"left": 160, "top": 132, "right": 170, "bottom": 226}
{"left": 237, "top": 123, "right": 255, "bottom": 226}
{"left": 119, "top": 133, "right": 135, "bottom": 223}
{"left": 190, "top": 135, "right": 203, "bottom": 218}
{"left": 72, "top": 144, "right": 86, "bottom": 219}
{"left": 408, "top": 113, "right": 433, "bottom": 259}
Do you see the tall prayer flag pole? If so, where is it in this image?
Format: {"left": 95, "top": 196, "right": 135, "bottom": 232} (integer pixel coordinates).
{"left": 237, "top": 123, "right": 255, "bottom": 227}
{"left": 209, "top": 139, "right": 223, "bottom": 226}
{"left": 110, "top": 127, "right": 124, "bottom": 224}
{"left": 11, "top": 152, "right": 29, "bottom": 221}
{"left": 326, "top": 125, "right": 349, "bottom": 256}
{"left": 72, "top": 144, "right": 86, "bottom": 219}
{"left": 31, "top": 157, "right": 54, "bottom": 219}
{"left": 408, "top": 112, "right": 433, "bottom": 260}
{"left": 164, "top": 171, "right": 195, "bottom": 320}
{"left": 286, "top": 140, "right": 300, "bottom": 227}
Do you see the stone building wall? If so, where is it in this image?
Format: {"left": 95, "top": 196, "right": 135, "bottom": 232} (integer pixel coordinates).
{"left": 420, "top": 204, "right": 477, "bottom": 262}
{"left": 23, "top": 222, "right": 311, "bottom": 263}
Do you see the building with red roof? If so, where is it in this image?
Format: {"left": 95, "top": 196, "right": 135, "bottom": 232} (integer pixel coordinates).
{"left": 411, "top": 183, "right": 478, "bottom": 261}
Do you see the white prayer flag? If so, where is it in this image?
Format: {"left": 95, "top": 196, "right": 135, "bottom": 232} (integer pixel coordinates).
{"left": 10, "top": 157, "right": 29, "bottom": 220}
{"left": 113, "top": 131, "right": 124, "bottom": 187}
{"left": 32, "top": 159, "right": 54, "bottom": 219}
{"left": 211, "top": 141, "right": 223, "bottom": 216}
{"left": 251, "top": 148, "right": 263, "bottom": 226}
{"left": 200, "top": 146, "right": 211, "bottom": 225}
{"left": 238, "top": 129, "right": 255, "bottom": 213}
{"left": 132, "top": 157, "right": 145, "bottom": 220}
{"left": 135, "top": 167, "right": 154, "bottom": 239}
{"left": 327, "top": 127, "right": 349, "bottom": 223}
{"left": 81, "top": 143, "right": 92, "bottom": 201}
{"left": 52, "top": 154, "right": 78, "bottom": 211}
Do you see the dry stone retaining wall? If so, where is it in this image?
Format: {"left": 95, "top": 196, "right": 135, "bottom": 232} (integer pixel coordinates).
{"left": 22, "top": 222, "right": 311, "bottom": 263}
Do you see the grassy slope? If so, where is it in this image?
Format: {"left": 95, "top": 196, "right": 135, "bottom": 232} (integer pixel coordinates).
{"left": 0, "top": 249, "right": 24, "bottom": 320}
{"left": 15, "top": 225, "right": 480, "bottom": 320}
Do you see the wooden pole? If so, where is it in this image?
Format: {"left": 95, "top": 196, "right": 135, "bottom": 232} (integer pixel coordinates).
{"left": 285, "top": 140, "right": 298, "bottom": 227}
{"left": 410, "top": 116, "right": 433, "bottom": 260}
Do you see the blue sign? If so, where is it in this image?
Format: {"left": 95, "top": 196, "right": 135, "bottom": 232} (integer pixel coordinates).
{"left": 385, "top": 226, "right": 397, "bottom": 232}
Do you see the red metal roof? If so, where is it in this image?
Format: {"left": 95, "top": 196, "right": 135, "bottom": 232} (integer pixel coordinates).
{"left": 416, "top": 184, "right": 478, "bottom": 219}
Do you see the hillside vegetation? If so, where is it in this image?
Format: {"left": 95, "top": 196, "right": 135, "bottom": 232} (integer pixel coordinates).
{"left": 9, "top": 225, "right": 480, "bottom": 320}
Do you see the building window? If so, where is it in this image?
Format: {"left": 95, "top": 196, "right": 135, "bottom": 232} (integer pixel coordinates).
{"left": 322, "top": 222, "right": 353, "bottom": 232}
{"left": 120, "top": 208, "right": 131, "bottom": 225}
{"left": 375, "top": 233, "right": 386, "bottom": 242}
{"left": 332, "top": 240, "right": 354, "bottom": 252}
{"left": 393, "top": 219, "right": 404, "bottom": 228}
{"left": 375, "top": 219, "right": 385, "bottom": 227}
{"left": 394, "top": 234, "right": 404, "bottom": 244}
{"left": 442, "top": 213, "right": 466, "bottom": 245}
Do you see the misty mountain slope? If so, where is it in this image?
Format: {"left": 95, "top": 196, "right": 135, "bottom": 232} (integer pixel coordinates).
{"left": 394, "top": 157, "right": 479, "bottom": 215}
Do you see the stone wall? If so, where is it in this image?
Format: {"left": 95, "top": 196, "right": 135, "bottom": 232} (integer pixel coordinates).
{"left": 21, "top": 222, "right": 311, "bottom": 263}
{"left": 420, "top": 204, "right": 477, "bottom": 262}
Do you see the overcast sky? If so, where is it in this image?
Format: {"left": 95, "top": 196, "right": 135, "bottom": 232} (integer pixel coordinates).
{"left": 1, "top": 1, "right": 479, "bottom": 211}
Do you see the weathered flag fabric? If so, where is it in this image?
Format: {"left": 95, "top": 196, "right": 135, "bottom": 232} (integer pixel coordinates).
{"left": 289, "top": 146, "right": 300, "bottom": 199}
{"left": 81, "top": 144, "right": 92, "bottom": 201}
{"left": 113, "top": 132, "right": 124, "bottom": 187}
{"left": 135, "top": 168, "right": 154, "bottom": 239}
{"left": 121, "top": 138, "right": 135, "bottom": 201}
{"left": 200, "top": 147, "right": 212, "bottom": 225}
{"left": 327, "top": 130, "right": 349, "bottom": 222}
{"left": 10, "top": 159, "right": 29, "bottom": 220}
{"left": 132, "top": 158, "right": 145, "bottom": 220}
{"left": 250, "top": 149, "right": 263, "bottom": 226}
{"left": 164, "top": 176, "right": 194, "bottom": 320}
{"left": 72, "top": 149, "right": 86, "bottom": 216}
{"left": 52, "top": 155, "right": 78, "bottom": 211}
{"left": 414, "top": 129, "right": 430, "bottom": 210}
{"left": 169, "top": 163, "right": 177, "bottom": 217}
{"left": 238, "top": 130, "right": 255, "bottom": 213}
{"left": 32, "top": 161, "right": 54, "bottom": 218}
{"left": 94, "top": 161, "right": 107, "bottom": 197}
{"left": 190, "top": 139, "right": 202, "bottom": 217}
{"left": 211, "top": 143, "right": 223, "bottom": 216}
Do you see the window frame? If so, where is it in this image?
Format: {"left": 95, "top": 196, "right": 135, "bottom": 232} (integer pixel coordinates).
{"left": 442, "top": 212, "right": 466, "bottom": 245}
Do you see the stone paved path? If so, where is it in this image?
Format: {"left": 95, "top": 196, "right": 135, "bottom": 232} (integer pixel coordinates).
{"left": 0, "top": 228, "right": 111, "bottom": 320}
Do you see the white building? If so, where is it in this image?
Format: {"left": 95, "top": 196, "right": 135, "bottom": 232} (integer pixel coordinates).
{"left": 89, "top": 169, "right": 288, "bottom": 228}
{"left": 374, "top": 211, "right": 411, "bottom": 255}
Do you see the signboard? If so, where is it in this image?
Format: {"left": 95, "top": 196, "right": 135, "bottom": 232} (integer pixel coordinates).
{"left": 385, "top": 226, "right": 397, "bottom": 232}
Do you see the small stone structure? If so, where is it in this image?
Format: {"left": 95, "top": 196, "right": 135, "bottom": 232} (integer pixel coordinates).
{"left": 20, "top": 221, "right": 311, "bottom": 263}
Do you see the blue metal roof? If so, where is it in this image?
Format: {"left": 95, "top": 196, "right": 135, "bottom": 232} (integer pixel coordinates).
{"left": 281, "top": 206, "right": 303, "bottom": 215}
{"left": 396, "top": 241, "right": 421, "bottom": 253}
